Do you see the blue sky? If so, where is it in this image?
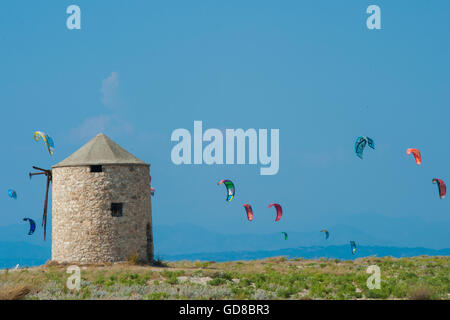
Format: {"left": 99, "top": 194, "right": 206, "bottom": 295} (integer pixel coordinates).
{"left": 1, "top": 1, "right": 449, "bottom": 251}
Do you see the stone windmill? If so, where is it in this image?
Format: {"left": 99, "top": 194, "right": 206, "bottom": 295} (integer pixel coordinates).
{"left": 48, "top": 133, "right": 153, "bottom": 264}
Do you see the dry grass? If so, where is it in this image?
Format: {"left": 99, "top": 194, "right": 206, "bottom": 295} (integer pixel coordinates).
{"left": 408, "top": 286, "right": 435, "bottom": 300}
{"left": 127, "top": 252, "right": 140, "bottom": 265}
{"left": 0, "top": 285, "right": 31, "bottom": 300}
{"left": 0, "top": 256, "right": 448, "bottom": 300}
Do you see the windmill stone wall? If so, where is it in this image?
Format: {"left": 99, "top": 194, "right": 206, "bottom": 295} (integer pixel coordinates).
{"left": 51, "top": 134, "right": 153, "bottom": 264}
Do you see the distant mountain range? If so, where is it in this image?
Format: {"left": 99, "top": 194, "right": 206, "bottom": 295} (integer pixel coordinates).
{"left": 1, "top": 219, "right": 449, "bottom": 269}
{"left": 160, "top": 245, "right": 450, "bottom": 262}
{"left": 152, "top": 221, "right": 449, "bottom": 261}
{"left": 0, "top": 241, "right": 50, "bottom": 269}
{"left": 1, "top": 241, "right": 448, "bottom": 269}
{"left": 0, "top": 224, "right": 51, "bottom": 268}
{"left": 152, "top": 220, "right": 450, "bottom": 256}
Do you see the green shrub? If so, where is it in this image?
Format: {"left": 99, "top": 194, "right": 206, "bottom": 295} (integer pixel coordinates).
{"left": 161, "top": 270, "right": 184, "bottom": 285}
{"left": 231, "top": 286, "right": 254, "bottom": 299}
{"left": 208, "top": 278, "right": 227, "bottom": 286}
{"left": 146, "top": 292, "right": 169, "bottom": 300}
{"left": 276, "top": 287, "right": 297, "bottom": 299}
{"left": 212, "top": 271, "right": 233, "bottom": 281}
{"left": 365, "top": 287, "right": 390, "bottom": 299}
{"left": 118, "top": 273, "right": 149, "bottom": 286}
{"left": 194, "top": 261, "right": 210, "bottom": 268}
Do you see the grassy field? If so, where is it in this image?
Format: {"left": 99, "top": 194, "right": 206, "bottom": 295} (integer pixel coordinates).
{"left": 0, "top": 256, "right": 448, "bottom": 300}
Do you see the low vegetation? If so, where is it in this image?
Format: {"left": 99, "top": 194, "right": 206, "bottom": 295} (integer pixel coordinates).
{"left": 0, "top": 256, "right": 448, "bottom": 300}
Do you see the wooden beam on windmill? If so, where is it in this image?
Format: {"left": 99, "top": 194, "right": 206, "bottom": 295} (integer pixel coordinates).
{"left": 29, "top": 166, "right": 52, "bottom": 241}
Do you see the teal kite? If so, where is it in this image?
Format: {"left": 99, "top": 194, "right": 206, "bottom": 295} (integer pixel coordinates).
{"left": 350, "top": 241, "right": 357, "bottom": 255}
{"left": 355, "top": 136, "right": 374, "bottom": 159}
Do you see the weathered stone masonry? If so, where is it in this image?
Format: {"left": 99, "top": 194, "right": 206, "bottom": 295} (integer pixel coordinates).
{"left": 51, "top": 134, "right": 153, "bottom": 264}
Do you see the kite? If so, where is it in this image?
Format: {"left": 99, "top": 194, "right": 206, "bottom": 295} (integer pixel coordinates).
{"left": 281, "top": 232, "right": 288, "bottom": 240}
{"left": 242, "top": 204, "right": 253, "bottom": 221}
{"left": 34, "top": 131, "right": 55, "bottom": 155}
{"left": 355, "top": 136, "right": 375, "bottom": 159}
{"left": 321, "top": 229, "right": 329, "bottom": 240}
{"left": 149, "top": 175, "right": 155, "bottom": 196}
{"left": 23, "top": 218, "right": 36, "bottom": 235}
{"left": 432, "top": 179, "right": 446, "bottom": 199}
{"left": 218, "top": 179, "right": 235, "bottom": 202}
{"left": 268, "top": 203, "right": 282, "bottom": 221}
{"left": 406, "top": 148, "right": 421, "bottom": 165}
{"left": 350, "top": 241, "right": 357, "bottom": 255}
{"left": 8, "top": 189, "right": 17, "bottom": 200}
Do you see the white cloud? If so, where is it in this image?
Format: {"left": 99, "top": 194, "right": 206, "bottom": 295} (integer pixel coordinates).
{"left": 70, "top": 114, "right": 133, "bottom": 141}
{"left": 101, "top": 72, "right": 119, "bottom": 108}
{"left": 69, "top": 72, "right": 134, "bottom": 142}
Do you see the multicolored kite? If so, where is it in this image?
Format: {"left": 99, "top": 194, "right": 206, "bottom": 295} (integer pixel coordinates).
{"left": 218, "top": 179, "right": 235, "bottom": 202}
{"left": 281, "top": 232, "right": 288, "bottom": 240}
{"left": 321, "top": 229, "right": 329, "bottom": 240}
{"left": 34, "top": 131, "right": 55, "bottom": 155}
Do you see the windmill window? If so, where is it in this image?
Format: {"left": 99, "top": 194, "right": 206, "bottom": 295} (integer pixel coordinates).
{"left": 90, "top": 165, "right": 103, "bottom": 173}
{"left": 111, "top": 203, "right": 123, "bottom": 217}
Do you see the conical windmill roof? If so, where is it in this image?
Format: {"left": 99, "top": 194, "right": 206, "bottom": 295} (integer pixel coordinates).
{"left": 52, "top": 133, "right": 149, "bottom": 168}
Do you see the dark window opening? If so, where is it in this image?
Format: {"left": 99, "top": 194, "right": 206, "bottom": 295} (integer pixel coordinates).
{"left": 111, "top": 203, "right": 123, "bottom": 217}
{"left": 90, "top": 165, "right": 103, "bottom": 173}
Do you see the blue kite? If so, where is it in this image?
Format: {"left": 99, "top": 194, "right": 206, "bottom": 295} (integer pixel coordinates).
{"left": 23, "top": 218, "right": 36, "bottom": 235}
{"left": 8, "top": 189, "right": 17, "bottom": 200}
{"left": 355, "top": 136, "right": 375, "bottom": 159}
